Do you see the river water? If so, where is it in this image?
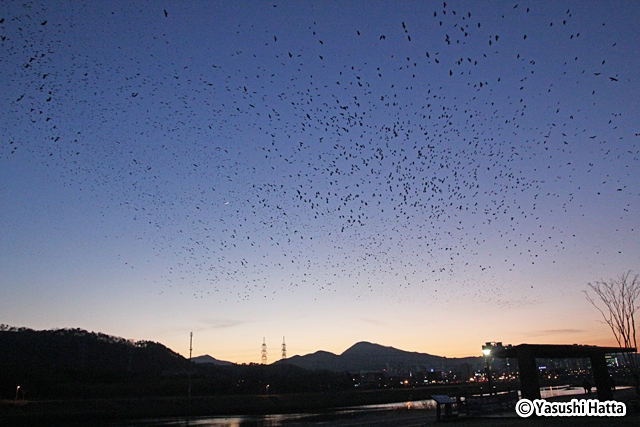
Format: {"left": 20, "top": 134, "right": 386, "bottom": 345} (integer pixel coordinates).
{"left": 116, "top": 399, "right": 435, "bottom": 427}
{"left": 113, "top": 386, "right": 629, "bottom": 427}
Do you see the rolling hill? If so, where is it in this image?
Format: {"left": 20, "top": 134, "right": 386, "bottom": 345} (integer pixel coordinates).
{"left": 278, "top": 341, "right": 482, "bottom": 373}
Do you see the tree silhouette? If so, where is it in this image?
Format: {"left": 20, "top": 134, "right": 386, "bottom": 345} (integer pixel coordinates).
{"left": 584, "top": 270, "right": 640, "bottom": 393}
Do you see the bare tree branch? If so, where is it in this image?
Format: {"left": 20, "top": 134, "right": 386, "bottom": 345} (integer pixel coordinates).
{"left": 584, "top": 270, "right": 640, "bottom": 372}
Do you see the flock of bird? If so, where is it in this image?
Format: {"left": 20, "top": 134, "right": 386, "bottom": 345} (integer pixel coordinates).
{"left": 2, "top": 1, "right": 638, "bottom": 307}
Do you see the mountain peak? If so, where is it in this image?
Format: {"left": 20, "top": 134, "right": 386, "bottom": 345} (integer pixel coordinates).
{"left": 341, "top": 341, "right": 395, "bottom": 356}
{"left": 280, "top": 342, "right": 483, "bottom": 373}
{"left": 192, "top": 354, "right": 232, "bottom": 365}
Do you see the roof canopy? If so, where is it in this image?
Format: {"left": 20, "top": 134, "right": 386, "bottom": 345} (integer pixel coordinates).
{"left": 487, "top": 344, "right": 636, "bottom": 359}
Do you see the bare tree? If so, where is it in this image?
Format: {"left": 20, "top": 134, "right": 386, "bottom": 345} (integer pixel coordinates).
{"left": 584, "top": 270, "right": 640, "bottom": 393}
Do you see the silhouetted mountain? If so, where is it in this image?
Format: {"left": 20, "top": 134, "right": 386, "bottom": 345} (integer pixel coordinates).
{"left": 0, "top": 325, "right": 355, "bottom": 399}
{"left": 280, "top": 350, "right": 343, "bottom": 371}
{"left": 0, "top": 325, "right": 194, "bottom": 399}
{"left": 192, "top": 354, "right": 232, "bottom": 366}
{"left": 0, "top": 325, "right": 482, "bottom": 400}
{"left": 0, "top": 325, "right": 188, "bottom": 374}
{"left": 278, "top": 341, "right": 482, "bottom": 373}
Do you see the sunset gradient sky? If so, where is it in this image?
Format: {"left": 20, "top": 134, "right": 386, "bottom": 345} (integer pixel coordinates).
{"left": 1, "top": 0, "right": 639, "bottom": 363}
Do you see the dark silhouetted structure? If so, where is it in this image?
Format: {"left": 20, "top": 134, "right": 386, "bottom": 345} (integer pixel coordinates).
{"left": 432, "top": 394, "right": 458, "bottom": 421}
{"left": 261, "top": 337, "right": 267, "bottom": 364}
{"left": 281, "top": 336, "right": 287, "bottom": 360}
{"left": 188, "top": 332, "right": 193, "bottom": 397}
{"left": 487, "top": 344, "right": 637, "bottom": 401}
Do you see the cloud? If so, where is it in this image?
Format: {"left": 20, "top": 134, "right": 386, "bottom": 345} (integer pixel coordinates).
{"left": 357, "top": 317, "right": 387, "bottom": 327}
{"left": 533, "top": 328, "right": 586, "bottom": 337}
{"left": 199, "top": 318, "right": 249, "bottom": 330}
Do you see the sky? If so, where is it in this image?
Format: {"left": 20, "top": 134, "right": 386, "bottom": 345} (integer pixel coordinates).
{"left": 1, "top": 0, "right": 639, "bottom": 364}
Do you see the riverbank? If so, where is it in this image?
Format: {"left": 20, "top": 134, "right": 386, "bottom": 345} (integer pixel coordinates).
{"left": 283, "top": 388, "right": 640, "bottom": 427}
{"left": 3, "top": 386, "right": 638, "bottom": 426}
{"left": 0, "top": 386, "right": 459, "bottom": 425}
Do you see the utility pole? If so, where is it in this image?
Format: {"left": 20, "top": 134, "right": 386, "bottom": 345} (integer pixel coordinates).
{"left": 261, "top": 337, "right": 267, "bottom": 364}
{"left": 188, "top": 332, "right": 193, "bottom": 397}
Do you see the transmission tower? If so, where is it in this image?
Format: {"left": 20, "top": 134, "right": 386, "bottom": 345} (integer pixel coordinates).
{"left": 281, "top": 336, "right": 287, "bottom": 360}
{"left": 261, "top": 337, "right": 267, "bottom": 364}
{"left": 188, "top": 332, "right": 193, "bottom": 398}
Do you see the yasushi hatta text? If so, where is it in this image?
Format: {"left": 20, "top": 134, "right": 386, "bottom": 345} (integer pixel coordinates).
{"left": 515, "top": 398, "right": 626, "bottom": 417}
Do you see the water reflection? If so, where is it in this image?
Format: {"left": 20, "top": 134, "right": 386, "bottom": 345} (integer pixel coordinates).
{"left": 117, "top": 387, "right": 633, "bottom": 427}
{"left": 338, "top": 398, "right": 436, "bottom": 412}
{"left": 128, "top": 413, "right": 310, "bottom": 427}
{"left": 124, "top": 399, "right": 434, "bottom": 427}
{"left": 540, "top": 385, "right": 588, "bottom": 399}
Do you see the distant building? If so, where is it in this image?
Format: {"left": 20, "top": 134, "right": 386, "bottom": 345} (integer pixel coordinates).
{"left": 358, "top": 370, "right": 384, "bottom": 388}
{"left": 459, "top": 363, "right": 473, "bottom": 382}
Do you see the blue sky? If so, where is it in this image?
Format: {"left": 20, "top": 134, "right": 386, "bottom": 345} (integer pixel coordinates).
{"left": 1, "top": 0, "right": 639, "bottom": 362}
